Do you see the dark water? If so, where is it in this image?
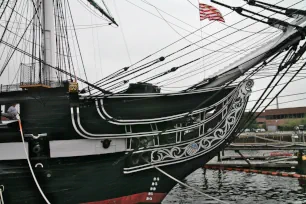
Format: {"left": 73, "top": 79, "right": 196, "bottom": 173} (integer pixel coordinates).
{"left": 163, "top": 152, "right": 306, "bottom": 204}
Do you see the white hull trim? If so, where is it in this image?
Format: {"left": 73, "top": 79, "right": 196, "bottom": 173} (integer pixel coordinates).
{"left": 96, "top": 87, "right": 234, "bottom": 125}
{"left": 50, "top": 139, "right": 127, "bottom": 158}
{"left": 0, "top": 139, "right": 127, "bottom": 160}
{"left": 0, "top": 142, "right": 28, "bottom": 160}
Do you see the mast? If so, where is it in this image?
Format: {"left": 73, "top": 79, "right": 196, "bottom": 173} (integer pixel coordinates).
{"left": 42, "top": 0, "right": 57, "bottom": 85}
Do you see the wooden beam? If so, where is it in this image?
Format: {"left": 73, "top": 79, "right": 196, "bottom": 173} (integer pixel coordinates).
{"left": 19, "top": 84, "right": 51, "bottom": 89}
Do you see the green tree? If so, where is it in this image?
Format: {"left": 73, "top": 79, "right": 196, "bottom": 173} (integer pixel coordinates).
{"left": 280, "top": 116, "right": 306, "bottom": 131}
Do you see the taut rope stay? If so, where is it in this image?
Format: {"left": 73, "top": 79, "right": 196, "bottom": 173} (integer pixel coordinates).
{"left": 0, "top": 185, "right": 4, "bottom": 204}
{"left": 17, "top": 115, "right": 51, "bottom": 204}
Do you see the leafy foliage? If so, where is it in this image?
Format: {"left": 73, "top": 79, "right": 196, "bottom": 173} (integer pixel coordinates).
{"left": 279, "top": 117, "right": 306, "bottom": 131}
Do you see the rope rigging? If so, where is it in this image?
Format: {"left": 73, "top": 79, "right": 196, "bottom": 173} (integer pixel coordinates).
{"left": 83, "top": 0, "right": 248, "bottom": 92}
{"left": 0, "top": 185, "right": 3, "bottom": 204}
{"left": 89, "top": 25, "right": 275, "bottom": 94}
{"left": 150, "top": 30, "right": 282, "bottom": 87}
{"left": 239, "top": 59, "right": 306, "bottom": 134}
{"left": 17, "top": 116, "right": 51, "bottom": 204}
{"left": 111, "top": 39, "right": 294, "bottom": 159}
{"left": 139, "top": 0, "right": 256, "bottom": 53}
{"left": 86, "top": 0, "right": 290, "bottom": 94}
{"left": 96, "top": 25, "right": 283, "bottom": 94}
{"left": 157, "top": 26, "right": 283, "bottom": 83}
{"left": 116, "top": 21, "right": 306, "bottom": 175}
{"left": 66, "top": 0, "right": 90, "bottom": 89}
{"left": 244, "top": 41, "right": 306, "bottom": 113}
{"left": 234, "top": 43, "right": 306, "bottom": 133}
{"left": 0, "top": 1, "right": 41, "bottom": 77}
{"left": 212, "top": 0, "right": 306, "bottom": 31}
{"left": 150, "top": 163, "right": 230, "bottom": 204}
{"left": 87, "top": 0, "right": 303, "bottom": 95}
{"left": 0, "top": 0, "right": 304, "bottom": 97}
{"left": 0, "top": 2, "right": 305, "bottom": 202}
{"left": 157, "top": 3, "right": 305, "bottom": 90}
{"left": 142, "top": 1, "right": 304, "bottom": 84}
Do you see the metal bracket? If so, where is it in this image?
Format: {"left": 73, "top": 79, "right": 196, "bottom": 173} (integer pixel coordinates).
{"left": 35, "top": 163, "right": 44, "bottom": 168}
{"left": 24, "top": 133, "right": 47, "bottom": 139}
{"left": 125, "top": 125, "right": 132, "bottom": 133}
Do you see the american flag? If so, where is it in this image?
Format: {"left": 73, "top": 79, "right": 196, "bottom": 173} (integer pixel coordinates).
{"left": 186, "top": 143, "right": 199, "bottom": 156}
{"left": 199, "top": 3, "right": 225, "bottom": 22}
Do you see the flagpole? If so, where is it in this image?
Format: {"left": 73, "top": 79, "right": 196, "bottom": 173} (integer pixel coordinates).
{"left": 198, "top": 0, "right": 205, "bottom": 80}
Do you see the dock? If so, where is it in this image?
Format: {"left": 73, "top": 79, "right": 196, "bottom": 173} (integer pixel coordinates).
{"left": 206, "top": 163, "right": 296, "bottom": 169}
{"left": 204, "top": 130, "right": 306, "bottom": 176}
{"left": 226, "top": 143, "right": 306, "bottom": 150}
{"left": 221, "top": 155, "right": 294, "bottom": 160}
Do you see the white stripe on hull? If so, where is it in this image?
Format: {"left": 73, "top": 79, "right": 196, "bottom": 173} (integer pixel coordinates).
{"left": 0, "top": 142, "right": 28, "bottom": 160}
{"left": 50, "top": 139, "right": 127, "bottom": 158}
{"left": 0, "top": 139, "right": 127, "bottom": 160}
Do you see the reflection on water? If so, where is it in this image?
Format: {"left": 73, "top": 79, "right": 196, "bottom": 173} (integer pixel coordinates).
{"left": 163, "top": 168, "right": 306, "bottom": 204}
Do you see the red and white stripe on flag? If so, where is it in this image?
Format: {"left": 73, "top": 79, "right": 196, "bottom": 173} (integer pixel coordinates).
{"left": 199, "top": 3, "right": 225, "bottom": 22}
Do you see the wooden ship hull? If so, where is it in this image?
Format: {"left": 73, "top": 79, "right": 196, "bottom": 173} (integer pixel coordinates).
{"left": 0, "top": 79, "right": 253, "bottom": 203}
{"left": 0, "top": 1, "right": 305, "bottom": 203}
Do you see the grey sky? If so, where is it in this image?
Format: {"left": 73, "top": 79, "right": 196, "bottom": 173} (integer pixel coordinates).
{"left": 71, "top": 0, "right": 306, "bottom": 110}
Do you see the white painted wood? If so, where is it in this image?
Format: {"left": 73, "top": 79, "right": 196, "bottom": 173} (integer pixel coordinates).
{"left": 1, "top": 105, "right": 5, "bottom": 113}
{"left": 0, "top": 142, "right": 28, "bottom": 160}
{"left": 1, "top": 120, "right": 18, "bottom": 125}
{"left": 50, "top": 139, "right": 127, "bottom": 158}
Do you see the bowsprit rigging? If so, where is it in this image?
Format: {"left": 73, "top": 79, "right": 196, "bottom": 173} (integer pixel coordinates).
{"left": 0, "top": 0, "right": 305, "bottom": 204}
{"left": 244, "top": 0, "right": 306, "bottom": 18}
{"left": 80, "top": 0, "right": 306, "bottom": 96}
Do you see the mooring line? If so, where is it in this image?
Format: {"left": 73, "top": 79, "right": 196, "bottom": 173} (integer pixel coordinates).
{"left": 149, "top": 162, "right": 229, "bottom": 204}
{"left": 0, "top": 185, "right": 4, "bottom": 204}
{"left": 18, "top": 115, "right": 51, "bottom": 204}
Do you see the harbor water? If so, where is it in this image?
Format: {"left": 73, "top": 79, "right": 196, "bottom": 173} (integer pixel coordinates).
{"left": 163, "top": 151, "right": 306, "bottom": 204}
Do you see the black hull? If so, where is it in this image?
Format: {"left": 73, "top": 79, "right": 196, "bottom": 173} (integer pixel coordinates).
{"left": 0, "top": 83, "right": 235, "bottom": 142}
{"left": 1, "top": 147, "right": 223, "bottom": 204}
{"left": 0, "top": 80, "right": 253, "bottom": 203}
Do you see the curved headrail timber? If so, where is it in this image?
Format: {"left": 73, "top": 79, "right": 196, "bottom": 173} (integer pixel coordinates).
{"left": 71, "top": 86, "right": 238, "bottom": 139}
{"left": 95, "top": 88, "right": 236, "bottom": 125}
{"left": 123, "top": 79, "right": 253, "bottom": 174}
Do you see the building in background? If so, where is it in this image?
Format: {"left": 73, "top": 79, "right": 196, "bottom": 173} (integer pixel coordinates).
{"left": 254, "top": 107, "right": 306, "bottom": 131}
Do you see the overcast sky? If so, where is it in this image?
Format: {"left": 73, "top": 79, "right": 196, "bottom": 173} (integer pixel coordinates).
{"left": 0, "top": 0, "right": 306, "bottom": 110}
